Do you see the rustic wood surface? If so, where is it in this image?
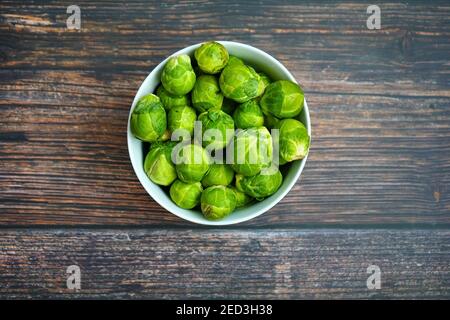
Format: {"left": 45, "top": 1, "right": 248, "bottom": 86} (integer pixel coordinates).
{"left": 0, "top": 229, "right": 448, "bottom": 299}
{"left": 0, "top": 0, "right": 449, "bottom": 298}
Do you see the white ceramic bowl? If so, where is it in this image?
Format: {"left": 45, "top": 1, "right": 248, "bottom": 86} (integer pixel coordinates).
{"left": 127, "top": 41, "right": 311, "bottom": 225}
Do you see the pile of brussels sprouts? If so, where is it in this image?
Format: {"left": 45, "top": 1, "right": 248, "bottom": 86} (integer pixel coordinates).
{"left": 130, "top": 41, "right": 310, "bottom": 220}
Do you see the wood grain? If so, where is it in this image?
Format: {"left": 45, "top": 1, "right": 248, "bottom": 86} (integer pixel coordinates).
{"left": 0, "top": 1, "right": 449, "bottom": 300}
{"left": 0, "top": 0, "right": 449, "bottom": 227}
{"left": 0, "top": 229, "right": 448, "bottom": 299}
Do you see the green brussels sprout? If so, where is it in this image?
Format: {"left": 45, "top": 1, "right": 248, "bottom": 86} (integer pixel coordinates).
{"left": 161, "top": 54, "right": 196, "bottom": 95}
{"left": 263, "top": 113, "right": 280, "bottom": 129}
{"left": 191, "top": 75, "right": 224, "bottom": 113}
{"left": 219, "top": 63, "right": 262, "bottom": 103}
{"left": 156, "top": 85, "right": 190, "bottom": 111}
{"left": 175, "top": 144, "right": 211, "bottom": 183}
{"left": 221, "top": 98, "right": 236, "bottom": 115}
{"left": 194, "top": 41, "right": 229, "bottom": 74}
{"left": 201, "top": 164, "right": 234, "bottom": 187}
{"left": 130, "top": 93, "right": 167, "bottom": 142}
{"left": 231, "top": 186, "right": 253, "bottom": 208}
{"left": 168, "top": 105, "right": 197, "bottom": 136}
{"left": 259, "top": 72, "right": 271, "bottom": 89}
{"left": 227, "top": 55, "right": 244, "bottom": 67}
{"left": 231, "top": 127, "right": 273, "bottom": 176}
{"left": 201, "top": 185, "right": 237, "bottom": 220}
{"left": 143, "top": 141, "right": 177, "bottom": 186}
{"left": 276, "top": 119, "right": 310, "bottom": 162}
{"left": 233, "top": 99, "right": 264, "bottom": 129}
{"left": 235, "top": 169, "right": 283, "bottom": 200}
{"left": 169, "top": 180, "right": 203, "bottom": 209}
{"left": 260, "top": 80, "right": 304, "bottom": 118}
{"left": 256, "top": 72, "right": 271, "bottom": 99}
{"left": 198, "top": 110, "right": 234, "bottom": 150}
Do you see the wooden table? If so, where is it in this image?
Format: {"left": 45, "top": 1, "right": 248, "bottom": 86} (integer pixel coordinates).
{"left": 0, "top": 0, "right": 449, "bottom": 299}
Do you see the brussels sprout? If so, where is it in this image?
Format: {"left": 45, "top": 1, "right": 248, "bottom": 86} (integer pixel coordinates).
{"left": 169, "top": 180, "right": 203, "bottom": 209}
{"left": 260, "top": 80, "right": 304, "bottom": 118}
{"left": 175, "top": 144, "right": 211, "bottom": 183}
{"left": 233, "top": 99, "right": 264, "bottom": 129}
{"left": 256, "top": 72, "right": 271, "bottom": 98}
{"left": 263, "top": 113, "right": 280, "bottom": 129}
{"left": 235, "top": 169, "right": 283, "bottom": 200}
{"left": 227, "top": 55, "right": 244, "bottom": 67}
{"left": 259, "top": 72, "right": 271, "bottom": 89}
{"left": 130, "top": 93, "right": 167, "bottom": 142}
{"left": 231, "top": 127, "right": 273, "bottom": 176}
{"left": 168, "top": 105, "right": 197, "bottom": 136}
{"left": 156, "top": 85, "right": 190, "bottom": 111}
{"left": 198, "top": 110, "right": 234, "bottom": 150}
{"left": 201, "top": 185, "right": 236, "bottom": 220}
{"left": 143, "top": 141, "right": 177, "bottom": 186}
{"left": 161, "top": 54, "right": 196, "bottom": 96}
{"left": 191, "top": 75, "right": 224, "bottom": 113}
{"left": 194, "top": 41, "right": 229, "bottom": 74}
{"left": 276, "top": 119, "right": 310, "bottom": 162}
{"left": 231, "top": 186, "right": 253, "bottom": 208}
{"left": 219, "top": 63, "right": 262, "bottom": 103}
{"left": 201, "top": 164, "right": 234, "bottom": 187}
{"left": 221, "top": 98, "right": 236, "bottom": 115}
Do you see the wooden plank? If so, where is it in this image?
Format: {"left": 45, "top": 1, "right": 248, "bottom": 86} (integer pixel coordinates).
{"left": 0, "top": 229, "right": 448, "bottom": 299}
{"left": 0, "top": 1, "right": 449, "bottom": 226}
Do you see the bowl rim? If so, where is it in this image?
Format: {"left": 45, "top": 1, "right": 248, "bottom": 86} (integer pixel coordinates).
{"left": 127, "top": 41, "right": 311, "bottom": 225}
